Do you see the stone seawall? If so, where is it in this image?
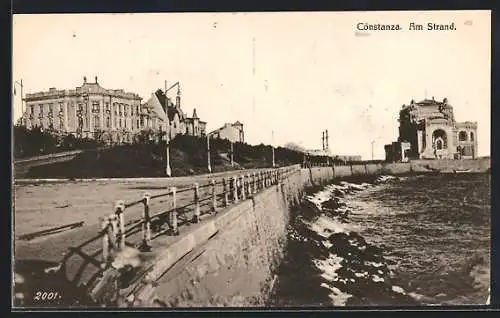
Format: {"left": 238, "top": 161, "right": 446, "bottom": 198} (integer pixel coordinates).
{"left": 125, "top": 158, "right": 489, "bottom": 307}
{"left": 300, "top": 158, "right": 490, "bottom": 184}
{"left": 129, "top": 171, "right": 304, "bottom": 307}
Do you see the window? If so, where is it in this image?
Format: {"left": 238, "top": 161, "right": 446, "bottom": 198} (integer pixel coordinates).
{"left": 114, "top": 104, "right": 117, "bottom": 116}
{"left": 106, "top": 117, "right": 110, "bottom": 128}
{"left": 30, "top": 105, "right": 34, "bottom": 114}
{"left": 119, "top": 119, "right": 122, "bottom": 128}
{"left": 136, "top": 106, "right": 139, "bottom": 114}
{"left": 94, "top": 115, "right": 100, "bottom": 128}
{"left": 137, "top": 119, "right": 139, "bottom": 128}
{"left": 92, "top": 101, "right": 100, "bottom": 113}
{"left": 459, "top": 131, "right": 468, "bottom": 141}
{"left": 470, "top": 132, "right": 474, "bottom": 141}
{"left": 105, "top": 103, "right": 110, "bottom": 112}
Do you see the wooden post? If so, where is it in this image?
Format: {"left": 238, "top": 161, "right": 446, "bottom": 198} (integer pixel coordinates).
{"left": 240, "top": 175, "right": 246, "bottom": 200}
{"left": 100, "top": 218, "right": 110, "bottom": 269}
{"left": 245, "top": 174, "right": 250, "bottom": 196}
{"left": 223, "top": 177, "right": 229, "bottom": 207}
{"left": 252, "top": 172, "right": 257, "bottom": 194}
{"left": 139, "top": 193, "right": 152, "bottom": 252}
{"left": 232, "top": 176, "right": 239, "bottom": 203}
{"left": 211, "top": 179, "right": 217, "bottom": 213}
{"left": 193, "top": 183, "right": 200, "bottom": 223}
{"left": 260, "top": 171, "right": 265, "bottom": 189}
{"left": 170, "top": 187, "right": 179, "bottom": 235}
{"left": 114, "top": 200, "right": 125, "bottom": 250}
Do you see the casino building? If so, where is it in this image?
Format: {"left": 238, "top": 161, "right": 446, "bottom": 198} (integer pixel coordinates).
{"left": 385, "top": 97, "right": 478, "bottom": 162}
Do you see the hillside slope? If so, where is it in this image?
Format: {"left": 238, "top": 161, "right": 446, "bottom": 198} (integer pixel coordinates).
{"left": 24, "top": 136, "right": 305, "bottom": 178}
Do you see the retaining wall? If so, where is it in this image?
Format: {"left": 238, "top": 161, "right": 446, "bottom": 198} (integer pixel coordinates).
{"left": 123, "top": 158, "right": 490, "bottom": 307}
{"left": 127, "top": 171, "right": 304, "bottom": 307}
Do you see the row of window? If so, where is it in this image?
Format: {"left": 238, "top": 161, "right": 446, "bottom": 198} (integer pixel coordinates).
{"left": 28, "top": 103, "right": 142, "bottom": 118}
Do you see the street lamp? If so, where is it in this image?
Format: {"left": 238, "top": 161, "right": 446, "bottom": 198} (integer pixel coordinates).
{"left": 207, "top": 134, "right": 212, "bottom": 173}
{"left": 164, "top": 132, "right": 172, "bottom": 177}
{"left": 230, "top": 141, "right": 234, "bottom": 167}
{"left": 271, "top": 130, "right": 275, "bottom": 168}
{"left": 371, "top": 140, "right": 375, "bottom": 161}
{"left": 13, "top": 79, "right": 24, "bottom": 125}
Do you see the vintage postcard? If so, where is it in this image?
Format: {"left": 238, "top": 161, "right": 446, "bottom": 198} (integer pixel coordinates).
{"left": 12, "top": 10, "right": 491, "bottom": 309}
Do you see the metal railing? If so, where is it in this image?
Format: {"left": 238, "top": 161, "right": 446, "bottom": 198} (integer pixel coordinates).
{"left": 53, "top": 165, "right": 301, "bottom": 290}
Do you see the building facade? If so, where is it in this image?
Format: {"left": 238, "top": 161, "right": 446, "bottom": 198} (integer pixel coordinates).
{"left": 209, "top": 121, "right": 244, "bottom": 143}
{"left": 385, "top": 97, "right": 478, "bottom": 161}
{"left": 20, "top": 77, "right": 208, "bottom": 144}
{"left": 142, "top": 85, "right": 207, "bottom": 140}
{"left": 22, "top": 76, "right": 144, "bottom": 144}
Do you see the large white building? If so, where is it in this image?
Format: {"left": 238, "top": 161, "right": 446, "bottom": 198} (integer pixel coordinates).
{"left": 209, "top": 121, "right": 244, "bottom": 143}
{"left": 20, "top": 77, "right": 207, "bottom": 144}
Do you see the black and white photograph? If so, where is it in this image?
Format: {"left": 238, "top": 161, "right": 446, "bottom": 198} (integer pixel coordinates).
{"left": 12, "top": 10, "right": 491, "bottom": 309}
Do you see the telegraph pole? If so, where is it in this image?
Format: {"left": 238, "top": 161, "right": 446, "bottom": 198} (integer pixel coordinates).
{"left": 325, "top": 129, "right": 329, "bottom": 151}
{"left": 271, "top": 130, "right": 275, "bottom": 168}
{"left": 165, "top": 133, "right": 172, "bottom": 177}
{"left": 14, "top": 79, "right": 24, "bottom": 125}
{"left": 371, "top": 140, "right": 375, "bottom": 161}
{"left": 230, "top": 141, "right": 234, "bottom": 167}
{"left": 207, "top": 134, "right": 212, "bottom": 173}
{"left": 322, "top": 131, "right": 325, "bottom": 151}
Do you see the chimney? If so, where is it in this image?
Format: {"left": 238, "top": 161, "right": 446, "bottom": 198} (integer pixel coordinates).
{"left": 95, "top": 76, "right": 98, "bottom": 83}
{"left": 83, "top": 76, "right": 87, "bottom": 83}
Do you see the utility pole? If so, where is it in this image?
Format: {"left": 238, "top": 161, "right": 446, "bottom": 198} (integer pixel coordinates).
{"left": 14, "top": 79, "right": 24, "bottom": 125}
{"left": 207, "top": 134, "right": 212, "bottom": 173}
{"left": 325, "top": 129, "right": 329, "bottom": 151}
{"left": 322, "top": 130, "right": 325, "bottom": 151}
{"left": 271, "top": 130, "right": 275, "bottom": 168}
{"left": 230, "top": 141, "right": 234, "bottom": 167}
{"left": 165, "top": 133, "right": 172, "bottom": 177}
{"left": 371, "top": 140, "right": 375, "bottom": 161}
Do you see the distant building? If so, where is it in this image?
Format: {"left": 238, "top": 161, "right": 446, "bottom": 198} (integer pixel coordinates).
{"left": 306, "top": 149, "right": 331, "bottom": 156}
{"left": 385, "top": 96, "right": 478, "bottom": 161}
{"left": 209, "top": 121, "right": 244, "bottom": 143}
{"left": 141, "top": 85, "right": 207, "bottom": 140}
{"left": 384, "top": 142, "right": 411, "bottom": 163}
{"left": 21, "top": 76, "right": 144, "bottom": 144}
{"left": 335, "top": 155, "right": 362, "bottom": 162}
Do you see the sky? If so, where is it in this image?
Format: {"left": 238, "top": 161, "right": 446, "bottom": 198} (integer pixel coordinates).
{"left": 12, "top": 11, "right": 491, "bottom": 159}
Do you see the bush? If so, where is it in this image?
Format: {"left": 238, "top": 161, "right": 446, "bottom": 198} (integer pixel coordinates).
{"left": 13, "top": 126, "right": 105, "bottom": 159}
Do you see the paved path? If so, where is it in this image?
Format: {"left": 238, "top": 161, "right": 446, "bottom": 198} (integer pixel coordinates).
{"left": 14, "top": 168, "right": 270, "bottom": 264}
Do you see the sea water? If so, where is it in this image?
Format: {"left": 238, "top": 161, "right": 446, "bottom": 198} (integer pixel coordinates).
{"left": 269, "top": 173, "right": 491, "bottom": 306}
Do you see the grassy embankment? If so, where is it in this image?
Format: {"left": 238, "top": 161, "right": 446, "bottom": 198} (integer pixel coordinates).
{"left": 25, "top": 135, "right": 306, "bottom": 179}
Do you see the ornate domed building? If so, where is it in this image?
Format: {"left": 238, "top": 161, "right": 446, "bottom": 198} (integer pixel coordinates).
{"left": 385, "top": 97, "right": 478, "bottom": 162}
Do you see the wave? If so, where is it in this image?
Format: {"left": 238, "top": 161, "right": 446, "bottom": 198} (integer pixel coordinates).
{"left": 272, "top": 175, "right": 420, "bottom": 306}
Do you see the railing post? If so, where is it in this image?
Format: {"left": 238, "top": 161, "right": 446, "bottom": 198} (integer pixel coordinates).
{"left": 211, "top": 179, "right": 217, "bottom": 213}
{"left": 100, "top": 218, "right": 110, "bottom": 269}
{"left": 223, "top": 177, "right": 229, "bottom": 207}
{"left": 240, "top": 175, "right": 246, "bottom": 200}
{"left": 170, "top": 187, "right": 179, "bottom": 235}
{"left": 114, "top": 200, "right": 125, "bottom": 250}
{"left": 232, "top": 176, "right": 239, "bottom": 203}
{"left": 139, "top": 193, "right": 152, "bottom": 252}
{"left": 252, "top": 172, "right": 257, "bottom": 194}
{"left": 260, "top": 171, "right": 265, "bottom": 189}
{"left": 193, "top": 183, "right": 200, "bottom": 223}
{"left": 245, "top": 174, "right": 250, "bottom": 196}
